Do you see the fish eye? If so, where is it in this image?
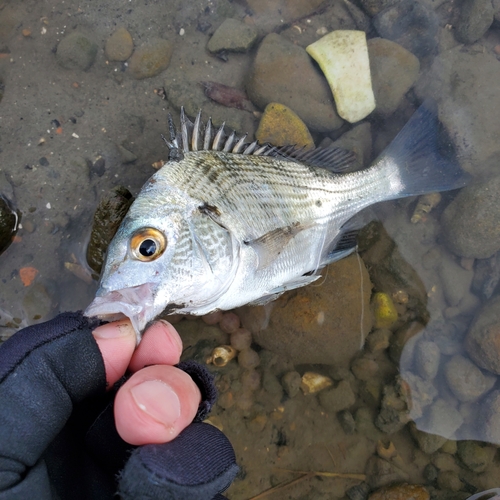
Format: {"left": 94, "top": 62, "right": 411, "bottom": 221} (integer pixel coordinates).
{"left": 130, "top": 228, "right": 167, "bottom": 262}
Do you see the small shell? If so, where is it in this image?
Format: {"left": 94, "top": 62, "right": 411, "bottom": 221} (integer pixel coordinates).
{"left": 376, "top": 440, "right": 397, "bottom": 460}
{"left": 411, "top": 192, "right": 441, "bottom": 223}
{"left": 206, "top": 345, "right": 237, "bottom": 367}
{"left": 300, "top": 372, "right": 333, "bottom": 395}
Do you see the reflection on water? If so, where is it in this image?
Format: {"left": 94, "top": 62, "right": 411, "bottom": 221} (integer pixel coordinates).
{"left": 1, "top": 0, "right": 500, "bottom": 498}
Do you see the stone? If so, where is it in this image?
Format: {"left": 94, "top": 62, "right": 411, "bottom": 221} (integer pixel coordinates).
{"left": 318, "top": 380, "right": 356, "bottom": 413}
{"left": 445, "top": 354, "right": 496, "bottom": 402}
{"left": 415, "top": 48, "right": 500, "bottom": 176}
{"left": 207, "top": 18, "right": 258, "bottom": 53}
{"left": 466, "top": 295, "right": 500, "bottom": 374}
{"left": 409, "top": 422, "right": 447, "bottom": 454}
{"left": 366, "top": 328, "right": 391, "bottom": 353}
{"left": 255, "top": 103, "right": 314, "bottom": 149}
{"left": 358, "top": 0, "right": 398, "bottom": 16}
{"left": 481, "top": 390, "right": 500, "bottom": 444}
{"left": 455, "top": 0, "right": 494, "bottom": 44}
{"left": 372, "top": 0, "right": 439, "bottom": 58}
{"left": 332, "top": 122, "right": 372, "bottom": 171}
{"left": 237, "top": 254, "right": 372, "bottom": 366}
{"left": 246, "top": 34, "right": 343, "bottom": 133}
{"left": 375, "top": 377, "right": 411, "bottom": 434}
{"left": 128, "top": 39, "right": 173, "bottom": 80}
{"left": 422, "top": 399, "right": 464, "bottom": 439}
{"left": 105, "top": 27, "right": 134, "bottom": 61}
{"left": 438, "top": 254, "right": 474, "bottom": 307}
{"left": 414, "top": 340, "right": 440, "bottom": 380}
{"left": 22, "top": 283, "right": 53, "bottom": 321}
{"left": 351, "top": 358, "right": 379, "bottom": 381}
{"left": 368, "top": 484, "right": 430, "bottom": 500}
{"left": 457, "top": 441, "right": 496, "bottom": 472}
{"left": 56, "top": 32, "right": 98, "bottom": 71}
{"left": 437, "top": 471, "right": 463, "bottom": 492}
{"left": 372, "top": 292, "right": 398, "bottom": 329}
{"left": 338, "top": 410, "right": 357, "bottom": 435}
{"left": 441, "top": 176, "right": 500, "bottom": 259}
{"left": 365, "top": 456, "right": 409, "bottom": 489}
{"left": 281, "top": 371, "right": 302, "bottom": 398}
{"left": 368, "top": 38, "right": 420, "bottom": 116}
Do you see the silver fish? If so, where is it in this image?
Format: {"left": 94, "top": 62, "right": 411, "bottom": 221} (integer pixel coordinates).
{"left": 85, "top": 101, "right": 469, "bottom": 340}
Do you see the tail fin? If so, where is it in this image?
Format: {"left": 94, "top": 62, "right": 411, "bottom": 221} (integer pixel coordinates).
{"left": 380, "top": 100, "right": 471, "bottom": 197}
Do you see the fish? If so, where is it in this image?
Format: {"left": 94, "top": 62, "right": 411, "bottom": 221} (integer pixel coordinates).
{"left": 85, "top": 101, "right": 470, "bottom": 340}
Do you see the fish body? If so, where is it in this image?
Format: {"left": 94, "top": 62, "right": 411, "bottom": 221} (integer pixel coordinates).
{"left": 85, "top": 102, "right": 470, "bottom": 339}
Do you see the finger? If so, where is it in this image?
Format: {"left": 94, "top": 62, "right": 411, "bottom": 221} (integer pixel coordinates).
{"left": 128, "top": 320, "right": 183, "bottom": 372}
{"left": 92, "top": 320, "right": 137, "bottom": 387}
{"left": 114, "top": 365, "right": 201, "bottom": 445}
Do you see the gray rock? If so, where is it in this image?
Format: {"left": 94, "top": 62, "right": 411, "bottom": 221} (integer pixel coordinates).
{"left": 332, "top": 122, "right": 372, "bottom": 171}
{"left": 105, "top": 27, "right": 134, "bottom": 61}
{"left": 457, "top": 440, "right": 496, "bottom": 472}
{"left": 246, "top": 34, "right": 343, "bottom": 133}
{"left": 368, "top": 38, "right": 420, "bottom": 117}
{"left": 56, "top": 32, "right": 98, "bottom": 71}
{"left": 438, "top": 254, "right": 474, "bottom": 306}
{"left": 372, "top": 0, "right": 439, "bottom": 58}
{"left": 415, "top": 48, "right": 500, "bottom": 176}
{"left": 445, "top": 354, "right": 495, "bottom": 402}
{"left": 338, "top": 410, "right": 357, "bottom": 435}
{"left": 237, "top": 254, "right": 372, "bottom": 366}
{"left": 207, "top": 18, "right": 258, "bottom": 53}
{"left": 415, "top": 340, "right": 440, "bottom": 380}
{"left": 365, "top": 456, "right": 409, "bottom": 488}
{"left": 318, "top": 380, "right": 356, "bottom": 413}
{"left": 375, "top": 377, "right": 411, "bottom": 434}
{"left": 441, "top": 176, "right": 500, "bottom": 259}
{"left": 423, "top": 398, "right": 464, "bottom": 439}
{"left": 455, "top": 0, "right": 494, "bottom": 44}
{"left": 495, "top": 0, "right": 500, "bottom": 23}
{"left": 117, "top": 143, "right": 137, "bottom": 164}
{"left": 343, "top": 0, "right": 371, "bottom": 32}
{"left": 437, "top": 470, "right": 463, "bottom": 492}
{"left": 281, "top": 371, "right": 302, "bottom": 398}
{"left": 128, "top": 39, "right": 173, "bottom": 80}
{"left": 481, "top": 390, "right": 500, "bottom": 444}
{"left": 346, "top": 482, "right": 370, "bottom": 500}
{"left": 409, "top": 421, "right": 447, "bottom": 454}
{"left": 351, "top": 357, "right": 378, "bottom": 381}
{"left": 466, "top": 295, "right": 500, "bottom": 374}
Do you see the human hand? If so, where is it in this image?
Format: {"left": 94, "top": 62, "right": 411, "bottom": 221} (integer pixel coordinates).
{"left": 0, "top": 312, "right": 238, "bottom": 500}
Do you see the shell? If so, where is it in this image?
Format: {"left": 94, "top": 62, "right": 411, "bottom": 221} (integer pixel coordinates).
{"left": 300, "top": 371, "right": 333, "bottom": 395}
{"left": 206, "top": 345, "right": 238, "bottom": 367}
{"left": 306, "top": 31, "right": 375, "bottom": 123}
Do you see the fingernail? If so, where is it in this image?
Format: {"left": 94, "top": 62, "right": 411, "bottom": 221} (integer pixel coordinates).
{"left": 93, "top": 321, "right": 135, "bottom": 339}
{"left": 158, "top": 319, "right": 183, "bottom": 352}
{"left": 130, "top": 380, "right": 181, "bottom": 425}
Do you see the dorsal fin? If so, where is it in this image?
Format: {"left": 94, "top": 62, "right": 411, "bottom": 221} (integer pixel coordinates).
{"left": 166, "top": 108, "right": 357, "bottom": 172}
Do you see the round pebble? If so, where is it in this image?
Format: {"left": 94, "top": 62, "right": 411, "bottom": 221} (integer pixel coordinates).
{"left": 236, "top": 390, "right": 254, "bottom": 411}
{"left": 241, "top": 369, "right": 261, "bottom": 391}
{"left": 56, "top": 32, "right": 98, "bottom": 71}
{"left": 128, "top": 39, "right": 173, "bottom": 80}
{"left": 202, "top": 310, "right": 223, "bottom": 325}
{"left": 238, "top": 348, "right": 260, "bottom": 369}
{"left": 105, "top": 27, "right": 134, "bottom": 61}
{"left": 230, "top": 327, "right": 252, "bottom": 351}
{"left": 219, "top": 312, "right": 240, "bottom": 334}
{"left": 281, "top": 371, "right": 302, "bottom": 398}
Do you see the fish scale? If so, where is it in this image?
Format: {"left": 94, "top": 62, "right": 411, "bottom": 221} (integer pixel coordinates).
{"left": 85, "top": 102, "right": 470, "bottom": 340}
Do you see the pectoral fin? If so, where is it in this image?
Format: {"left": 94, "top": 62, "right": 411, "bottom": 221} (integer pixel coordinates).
{"left": 245, "top": 222, "right": 306, "bottom": 270}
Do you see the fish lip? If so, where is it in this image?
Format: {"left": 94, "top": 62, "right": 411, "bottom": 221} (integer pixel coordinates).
{"left": 84, "top": 283, "right": 156, "bottom": 342}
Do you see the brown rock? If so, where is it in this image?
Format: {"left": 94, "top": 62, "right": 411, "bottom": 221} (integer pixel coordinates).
{"left": 129, "top": 39, "right": 173, "bottom": 80}
{"left": 368, "top": 483, "right": 430, "bottom": 500}
{"left": 237, "top": 254, "right": 373, "bottom": 366}
{"left": 105, "top": 27, "right": 134, "bottom": 61}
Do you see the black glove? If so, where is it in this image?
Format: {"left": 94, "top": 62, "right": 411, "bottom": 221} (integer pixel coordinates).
{"left": 0, "top": 312, "right": 238, "bottom": 500}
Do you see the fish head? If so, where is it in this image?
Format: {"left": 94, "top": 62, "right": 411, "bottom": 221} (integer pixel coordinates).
{"left": 85, "top": 186, "right": 238, "bottom": 340}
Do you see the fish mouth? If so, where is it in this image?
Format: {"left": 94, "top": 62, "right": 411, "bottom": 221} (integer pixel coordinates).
{"left": 84, "top": 283, "right": 156, "bottom": 342}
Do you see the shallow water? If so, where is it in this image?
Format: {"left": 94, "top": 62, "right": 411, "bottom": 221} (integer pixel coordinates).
{"left": 1, "top": 0, "right": 500, "bottom": 498}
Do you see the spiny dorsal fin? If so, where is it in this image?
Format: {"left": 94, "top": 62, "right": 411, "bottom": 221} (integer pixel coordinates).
{"left": 167, "top": 108, "right": 357, "bottom": 172}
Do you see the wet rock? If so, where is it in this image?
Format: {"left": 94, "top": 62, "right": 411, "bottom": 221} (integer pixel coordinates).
{"left": 344, "top": 0, "right": 371, "bottom": 31}
{"left": 457, "top": 440, "right": 496, "bottom": 472}
{"left": 390, "top": 321, "right": 425, "bottom": 364}
{"left": 365, "top": 456, "right": 409, "bottom": 489}
{"left": 207, "top": 18, "right": 258, "bottom": 53}
{"left": 437, "top": 471, "right": 463, "bottom": 492}
{"left": 426, "top": 319, "right": 466, "bottom": 356}
{"left": 372, "top": 0, "right": 439, "bottom": 58}
{"left": 441, "top": 176, "right": 500, "bottom": 259}
{"left": 481, "top": 390, "right": 500, "bottom": 444}
{"left": 368, "top": 38, "right": 420, "bottom": 117}
{"left": 356, "top": 407, "right": 384, "bottom": 440}
{"left": 22, "top": 283, "right": 53, "bottom": 321}
{"left": 471, "top": 253, "right": 500, "bottom": 300}
{"left": 415, "top": 48, "right": 500, "bottom": 176}
{"left": 409, "top": 422, "right": 447, "bottom": 454}
{"left": 0, "top": 195, "right": 18, "bottom": 255}
{"left": 246, "top": 34, "right": 343, "bottom": 133}
{"left": 238, "top": 347, "right": 260, "bottom": 369}
{"left": 105, "top": 27, "right": 134, "bottom": 61}
{"left": 366, "top": 328, "right": 391, "bottom": 353}
{"left": 117, "top": 143, "right": 138, "bottom": 164}
{"left": 438, "top": 255, "right": 473, "bottom": 307}
{"left": 230, "top": 328, "right": 252, "bottom": 351}
{"left": 351, "top": 358, "right": 379, "bottom": 381}
{"left": 423, "top": 463, "right": 439, "bottom": 482}
{"left": 331, "top": 122, "right": 372, "bottom": 171}
{"left": 56, "top": 32, "right": 98, "bottom": 71}
{"left": 281, "top": 371, "right": 302, "bottom": 397}
{"left": 402, "top": 371, "right": 438, "bottom": 413}
{"left": 358, "top": 0, "right": 398, "bottom": 16}
{"left": 368, "top": 484, "right": 430, "bottom": 500}
{"left": 445, "top": 354, "right": 495, "bottom": 402}
{"left": 256, "top": 103, "right": 314, "bottom": 149}
{"left": 338, "top": 410, "right": 357, "bottom": 435}
{"left": 237, "top": 254, "right": 372, "bottom": 366}
{"left": 414, "top": 340, "right": 440, "bottom": 380}
{"left": 455, "top": 0, "right": 494, "bottom": 44}
{"left": 86, "top": 187, "right": 134, "bottom": 275}
{"left": 129, "top": 39, "right": 173, "bottom": 80}
{"left": 466, "top": 295, "right": 500, "bottom": 374}
{"left": 422, "top": 399, "right": 464, "bottom": 439}
{"left": 318, "top": 380, "right": 356, "bottom": 413}
{"left": 375, "top": 377, "right": 411, "bottom": 434}
{"left": 372, "top": 292, "right": 398, "bottom": 329}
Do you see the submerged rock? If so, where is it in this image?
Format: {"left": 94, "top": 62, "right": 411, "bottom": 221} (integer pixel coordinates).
{"left": 207, "top": 18, "right": 258, "bottom": 53}
{"left": 238, "top": 254, "right": 373, "bottom": 366}
{"left": 368, "top": 483, "right": 430, "bottom": 500}
{"left": 86, "top": 187, "right": 134, "bottom": 275}
{"left": 56, "top": 32, "right": 98, "bottom": 71}
{"left": 455, "top": 0, "right": 494, "bottom": 44}
{"left": 129, "top": 39, "right": 173, "bottom": 79}
{"left": 105, "top": 27, "right": 134, "bottom": 61}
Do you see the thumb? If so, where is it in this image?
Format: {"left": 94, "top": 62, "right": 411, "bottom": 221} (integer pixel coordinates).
{"left": 92, "top": 320, "right": 137, "bottom": 387}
